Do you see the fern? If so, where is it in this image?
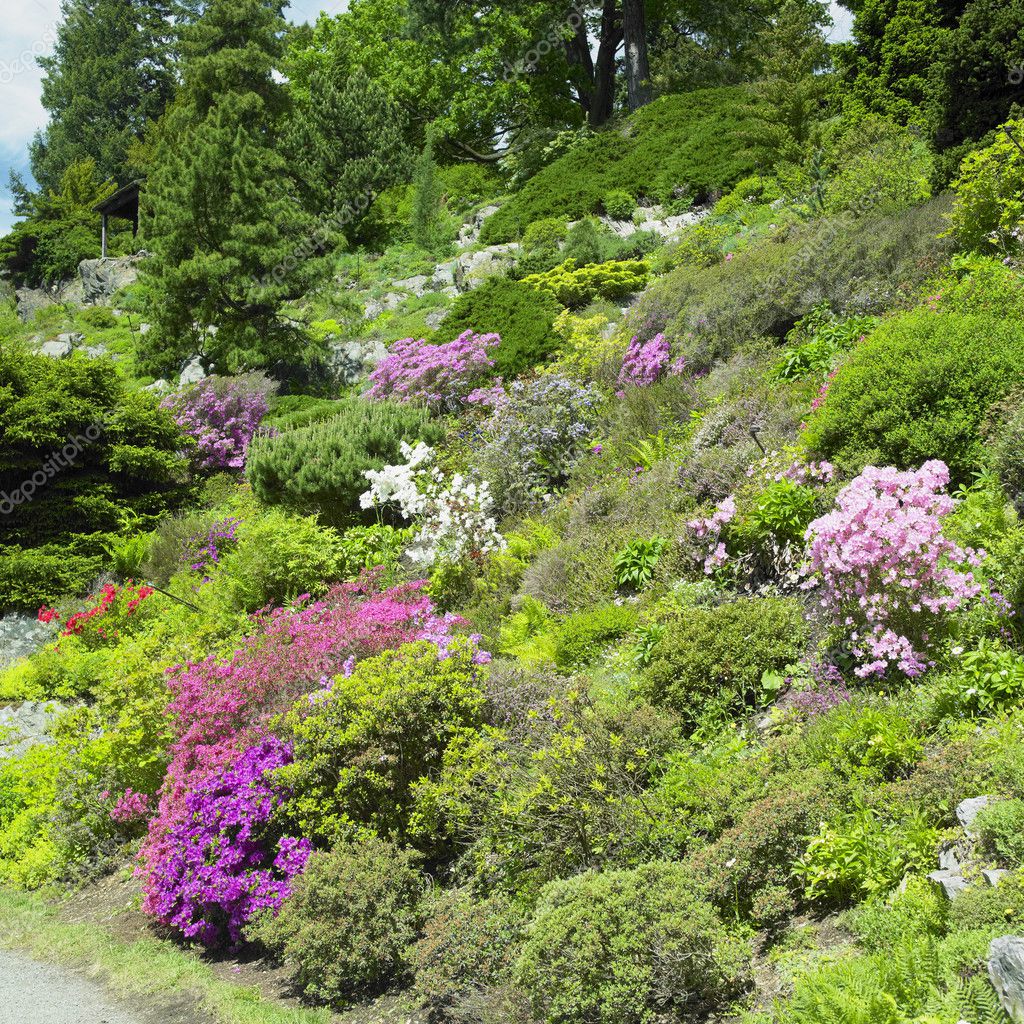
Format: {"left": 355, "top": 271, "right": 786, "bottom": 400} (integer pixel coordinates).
{"left": 627, "top": 431, "right": 672, "bottom": 471}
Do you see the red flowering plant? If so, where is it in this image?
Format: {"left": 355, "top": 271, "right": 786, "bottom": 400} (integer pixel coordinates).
{"left": 38, "top": 581, "right": 157, "bottom": 651}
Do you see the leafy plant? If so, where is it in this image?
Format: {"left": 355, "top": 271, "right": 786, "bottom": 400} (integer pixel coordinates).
{"left": 614, "top": 538, "right": 667, "bottom": 591}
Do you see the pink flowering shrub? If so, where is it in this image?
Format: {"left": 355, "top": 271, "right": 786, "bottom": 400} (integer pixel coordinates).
{"left": 143, "top": 735, "right": 311, "bottom": 945}
{"left": 139, "top": 573, "right": 487, "bottom": 938}
{"left": 617, "top": 333, "right": 685, "bottom": 388}
{"left": 367, "top": 331, "right": 500, "bottom": 409}
{"left": 803, "top": 460, "right": 983, "bottom": 678}
{"left": 109, "top": 788, "right": 151, "bottom": 824}
{"left": 161, "top": 374, "right": 275, "bottom": 471}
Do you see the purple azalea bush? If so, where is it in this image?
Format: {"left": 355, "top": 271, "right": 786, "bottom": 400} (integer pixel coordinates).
{"left": 367, "top": 330, "right": 500, "bottom": 409}
{"left": 183, "top": 517, "right": 241, "bottom": 581}
{"left": 162, "top": 374, "right": 275, "bottom": 471}
{"left": 144, "top": 735, "right": 311, "bottom": 946}
{"left": 618, "top": 333, "right": 684, "bottom": 388}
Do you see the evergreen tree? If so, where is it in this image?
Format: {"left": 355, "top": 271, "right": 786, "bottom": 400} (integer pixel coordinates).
{"left": 140, "top": 0, "right": 331, "bottom": 375}
{"left": 409, "top": 130, "right": 446, "bottom": 252}
{"left": 30, "top": 0, "right": 189, "bottom": 193}
{"left": 284, "top": 65, "right": 412, "bottom": 230}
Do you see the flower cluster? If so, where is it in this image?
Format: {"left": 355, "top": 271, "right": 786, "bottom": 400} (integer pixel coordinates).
{"left": 367, "top": 330, "right": 500, "bottom": 409}
{"left": 618, "top": 333, "right": 674, "bottom": 388}
{"left": 803, "top": 460, "right": 983, "bottom": 678}
{"left": 750, "top": 450, "right": 835, "bottom": 486}
{"left": 361, "top": 443, "right": 506, "bottom": 566}
{"left": 109, "top": 788, "right": 151, "bottom": 824}
{"left": 40, "top": 582, "right": 155, "bottom": 647}
{"left": 183, "top": 517, "right": 241, "bottom": 581}
{"left": 143, "top": 736, "right": 310, "bottom": 945}
{"left": 787, "top": 681, "right": 852, "bottom": 720}
{"left": 688, "top": 496, "right": 736, "bottom": 574}
{"left": 162, "top": 374, "right": 274, "bottom": 471}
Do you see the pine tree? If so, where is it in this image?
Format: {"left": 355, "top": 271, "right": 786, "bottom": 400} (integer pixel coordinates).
{"left": 30, "top": 0, "right": 188, "bottom": 193}
{"left": 140, "top": 0, "right": 331, "bottom": 375}
{"left": 410, "top": 129, "right": 445, "bottom": 252}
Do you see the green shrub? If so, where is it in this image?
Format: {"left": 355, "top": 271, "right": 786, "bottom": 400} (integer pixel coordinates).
{"left": 936, "top": 638, "right": 1024, "bottom": 717}
{"left": 412, "top": 887, "right": 526, "bottom": 1020}
{"left": 553, "top": 604, "right": 638, "bottom": 672}
{"left": 803, "top": 309, "right": 1024, "bottom": 481}
{"left": 0, "top": 545, "right": 103, "bottom": 611}
{"left": 613, "top": 538, "right": 667, "bottom": 592}
{"left": 845, "top": 876, "right": 947, "bottom": 953}
{"left": 275, "top": 640, "right": 487, "bottom": 852}
{"left": 444, "top": 277, "right": 562, "bottom": 379}
{"left": 522, "top": 258, "right": 648, "bottom": 309}
{"left": 950, "top": 117, "right": 1024, "bottom": 255}
{"left": 514, "top": 861, "right": 751, "bottom": 1024}
{"left": 949, "top": 869, "right": 1024, "bottom": 932}
{"left": 246, "top": 398, "right": 441, "bottom": 527}
{"left": 262, "top": 394, "right": 344, "bottom": 430}
{"left": 643, "top": 598, "right": 807, "bottom": 726}
{"left": 975, "top": 798, "right": 1024, "bottom": 866}
{"left": 603, "top": 189, "right": 636, "bottom": 220}
{"left": 251, "top": 835, "right": 423, "bottom": 1006}
{"left": 482, "top": 88, "right": 758, "bottom": 243}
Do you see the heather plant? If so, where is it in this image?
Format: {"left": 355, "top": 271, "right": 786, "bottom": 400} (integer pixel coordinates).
{"left": 161, "top": 373, "right": 277, "bottom": 472}
{"left": 366, "top": 330, "right": 500, "bottom": 409}
{"left": 142, "top": 734, "right": 311, "bottom": 945}
{"left": 802, "top": 461, "right": 982, "bottom": 679}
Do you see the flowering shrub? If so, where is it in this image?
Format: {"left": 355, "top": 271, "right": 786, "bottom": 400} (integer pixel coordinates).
{"left": 143, "top": 735, "right": 311, "bottom": 945}
{"left": 617, "top": 333, "right": 684, "bottom": 388}
{"left": 182, "top": 517, "right": 240, "bottom": 581}
{"left": 139, "top": 575, "right": 486, "bottom": 931}
{"left": 803, "top": 461, "right": 982, "bottom": 678}
{"left": 109, "top": 788, "right": 151, "bottom": 825}
{"left": 472, "top": 374, "right": 603, "bottom": 512}
{"left": 38, "top": 582, "right": 156, "bottom": 649}
{"left": 361, "top": 442, "right": 506, "bottom": 567}
{"left": 366, "top": 331, "right": 500, "bottom": 409}
{"left": 162, "top": 373, "right": 275, "bottom": 471}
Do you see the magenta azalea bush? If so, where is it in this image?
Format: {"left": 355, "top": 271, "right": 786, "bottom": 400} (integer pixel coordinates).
{"left": 162, "top": 374, "right": 275, "bottom": 471}
{"left": 144, "top": 735, "right": 311, "bottom": 945}
{"left": 618, "top": 333, "right": 684, "bottom": 388}
{"left": 803, "top": 460, "right": 982, "bottom": 678}
{"left": 367, "top": 330, "right": 500, "bottom": 409}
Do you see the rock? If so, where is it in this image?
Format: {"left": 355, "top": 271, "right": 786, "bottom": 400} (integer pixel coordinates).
{"left": 455, "top": 243, "right": 519, "bottom": 288}
{"left": 39, "top": 339, "right": 74, "bottom": 359}
{"left": 990, "top": 936, "right": 1024, "bottom": 1021}
{"left": 938, "top": 846, "right": 961, "bottom": 872}
{"left": 138, "top": 322, "right": 152, "bottom": 335}
{"left": 928, "top": 869, "right": 970, "bottom": 900}
{"left": 985, "top": 868, "right": 1010, "bottom": 887}
{"left": 143, "top": 379, "right": 171, "bottom": 394}
{"left": 425, "top": 308, "right": 448, "bottom": 331}
{"left": 432, "top": 260, "right": 459, "bottom": 289}
{"left": 956, "top": 795, "right": 993, "bottom": 837}
{"left": 78, "top": 253, "right": 145, "bottom": 305}
{"left": 0, "top": 696, "right": 66, "bottom": 762}
{"left": 394, "top": 274, "right": 432, "bottom": 297}
{"left": 363, "top": 292, "right": 406, "bottom": 321}
{"left": 179, "top": 356, "right": 206, "bottom": 387}
{"left": 328, "top": 338, "right": 388, "bottom": 386}
{"left": 83, "top": 344, "right": 108, "bottom": 359}
{"left": 57, "top": 331, "right": 84, "bottom": 346}
{"left": 458, "top": 204, "right": 501, "bottom": 246}
{"left": 0, "top": 614, "right": 55, "bottom": 671}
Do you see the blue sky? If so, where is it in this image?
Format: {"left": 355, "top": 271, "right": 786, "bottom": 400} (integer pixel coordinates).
{"left": 0, "top": 0, "right": 852, "bottom": 235}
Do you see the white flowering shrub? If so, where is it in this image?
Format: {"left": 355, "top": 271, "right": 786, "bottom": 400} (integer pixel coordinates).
{"left": 361, "top": 442, "right": 506, "bottom": 567}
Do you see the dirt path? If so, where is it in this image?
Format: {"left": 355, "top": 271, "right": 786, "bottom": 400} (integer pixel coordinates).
{"left": 0, "top": 949, "right": 144, "bottom": 1024}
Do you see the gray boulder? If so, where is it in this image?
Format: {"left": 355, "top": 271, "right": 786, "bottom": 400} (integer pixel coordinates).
{"left": 394, "top": 274, "right": 432, "bottom": 297}
{"left": 956, "top": 795, "right": 993, "bottom": 838}
{"left": 329, "top": 337, "right": 388, "bottom": 386}
{"left": 455, "top": 243, "right": 519, "bottom": 288}
{"left": 990, "top": 936, "right": 1024, "bottom": 1021}
{"left": 179, "top": 356, "right": 206, "bottom": 387}
{"left": 927, "top": 869, "right": 970, "bottom": 900}
{"left": 78, "top": 253, "right": 144, "bottom": 304}
{"left": 39, "top": 339, "right": 74, "bottom": 359}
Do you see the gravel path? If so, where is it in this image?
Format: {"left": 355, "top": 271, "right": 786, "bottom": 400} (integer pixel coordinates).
{"left": 0, "top": 950, "right": 144, "bottom": 1024}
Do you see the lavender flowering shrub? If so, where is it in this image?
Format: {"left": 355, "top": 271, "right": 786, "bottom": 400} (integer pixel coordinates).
{"left": 162, "top": 373, "right": 276, "bottom": 471}
{"left": 143, "top": 735, "right": 311, "bottom": 946}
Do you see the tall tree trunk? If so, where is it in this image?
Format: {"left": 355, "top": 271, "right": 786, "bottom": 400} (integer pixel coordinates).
{"left": 564, "top": 12, "right": 595, "bottom": 120}
{"left": 590, "top": 0, "right": 621, "bottom": 127}
{"left": 623, "top": 0, "right": 652, "bottom": 110}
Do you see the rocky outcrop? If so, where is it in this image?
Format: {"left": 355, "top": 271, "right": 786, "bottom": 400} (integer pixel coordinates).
{"left": 0, "top": 700, "right": 65, "bottom": 762}
{"left": 990, "top": 936, "right": 1024, "bottom": 1021}
{"left": 15, "top": 278, "right": 86, "bottom": 322}
{"left": 458, "top": 204, "right": 501, "bottom": 246}
{"left": 0, "top": 614, "right": 55, "bottom": 670}
{"left": 927, "top": 795, "right": 1002, "bottom": 900}
{"left": 79, "top": 253, "right": 145, "bottom": 304}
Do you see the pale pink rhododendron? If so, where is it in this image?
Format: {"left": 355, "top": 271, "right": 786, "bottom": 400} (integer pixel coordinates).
{"left": 803, "top": 460, "right": 983, "bottom": 678}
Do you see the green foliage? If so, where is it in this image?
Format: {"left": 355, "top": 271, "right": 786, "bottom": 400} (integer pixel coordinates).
{"left": 613, "top": 538, "right": 666, "bottom": 592}
{"left": 845, "top": 876, "right": 947, "bottom": 953}
{"left": 803, "top": 310, "right": 1024, "bottom": 481}
{"left": 251, "top": 835, "right": 423, "bottom": 1006}
{"left": 276, "top": 640, "right": 487, "bottom": 853}
{"left": 938, "top": 639, "right": 1024, "bottom": 716}
{"left": 776, "top": 304, "right": 877, "bottom": 381}
{"left": 410, "top": 130, "right": 448, "bottom": 253}
{"left": 794, "top": 806, "right": 940, "bottom": 904}
{"left": 514, "top": 862, "right": 751, "bottom": 1024}
{"left": 602, "top": 190, "right": 636, "bottom": 220}
{"left": 246, "top": 398, "right": 441, "bottom": 527}
{"left": 336, "top": 524, "right": 413, "bottom": 583}
{"left": 482, "top": 89, "right": 759, "bottom": 244}
{"left": 975, "top": 798, "right": 1024, "bottom": 865}
{"left": 950, "top": 118, "right": 1024, "bottom": 255}
{"left": 443, "top": 277, "right": 562, "bottom": 379}
{"left": 643, "top": 598, "right": 807, "bottom": 727}
{"left": 522, "top": 258, "right": 649, "bottom": 310}
{"left": 553, "top": 604, "right": 638, "bottom": 672}
{"left": 0, "top": 547, "right": 104, "bottom": 612}
{"left": 742, "top": 479, "right": 819, "bottom": 547}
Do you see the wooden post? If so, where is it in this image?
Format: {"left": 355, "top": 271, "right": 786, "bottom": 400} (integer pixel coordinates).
{"left": 101, "top": 213, "right": 108, "bottom": 258}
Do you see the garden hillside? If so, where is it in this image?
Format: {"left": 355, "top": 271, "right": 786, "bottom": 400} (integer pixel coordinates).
{"left": 7, "top": 1, "right": 1024, "bottom": 1023}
